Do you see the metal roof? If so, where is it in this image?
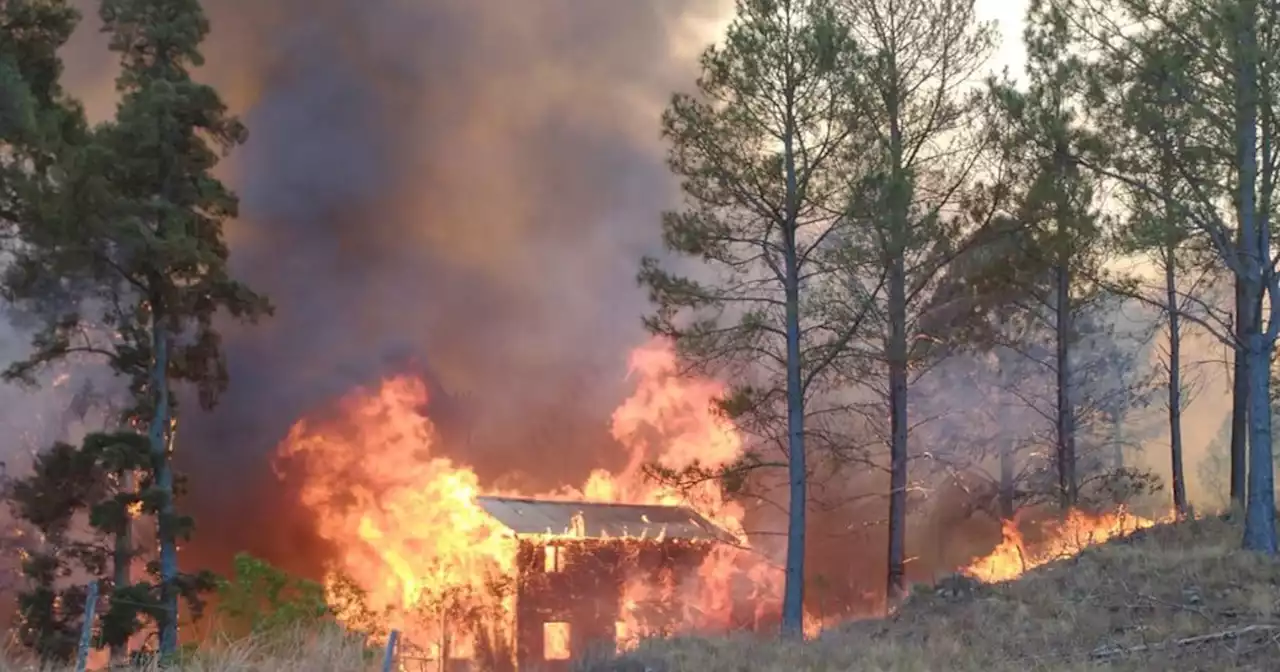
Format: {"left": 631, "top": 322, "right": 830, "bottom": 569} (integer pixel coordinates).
{"left": 474, "top": 495, "right": 734, "bottom": 542}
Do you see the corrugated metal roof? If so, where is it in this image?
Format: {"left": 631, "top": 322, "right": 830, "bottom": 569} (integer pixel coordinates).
{"left": 474, "top": 495, "right": 733, "bottom": 542}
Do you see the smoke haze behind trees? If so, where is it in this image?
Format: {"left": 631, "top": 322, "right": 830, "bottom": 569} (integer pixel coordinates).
{"left": 0, "top": 0, "right": 1241, "bottom": 598}
{"left": 34, "top": 0, "right": 733, "bottom": 578}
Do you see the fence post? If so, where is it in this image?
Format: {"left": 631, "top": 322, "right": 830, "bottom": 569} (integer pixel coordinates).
{"left": 75, "top": 580, "right": 99, "bottom": 672}
{"left": 382, "top": 629, "right": 400, "bottom": 672}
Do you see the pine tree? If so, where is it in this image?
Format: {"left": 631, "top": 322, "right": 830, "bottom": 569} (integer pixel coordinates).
{"left": 1040, "top": 0, "right": 1277, "bottom": 551}
{"left": 0, "top": 0, "right": 85, "bottom": 244}
{"left": 6, "top": 433, "right": 153, "bottom": 664}
{"left": 1111, "top": 154, "right": 1204, "bottom": 517}
{"left": 7, "top": 441, "right": 108, "bottom": 665}
{"left": 641, "top": 0, "right": 866, "bottom": 636}
{"left": 4, "top": 0, "right": 273, "bottom": 656}
{"left": 93, "top": 0, "right": 272, "bottom": 652}
{"left": 831, "top": 0, "right": 997, "bottom": 602}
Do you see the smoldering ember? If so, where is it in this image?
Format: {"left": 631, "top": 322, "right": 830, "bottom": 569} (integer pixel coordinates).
{"left": 1, "top": 0, "right": 1278, "bottom": 671}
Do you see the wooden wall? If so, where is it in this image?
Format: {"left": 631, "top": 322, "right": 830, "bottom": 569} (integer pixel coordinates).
{"left": 512, "top": 538, "right": 712, "bottom": 671}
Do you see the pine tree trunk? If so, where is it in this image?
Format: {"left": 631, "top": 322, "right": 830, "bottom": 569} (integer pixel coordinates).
{"left": 1243, "top": 330, "right": 1277, "bottom": 551}
{"left": 110, "top": 470, "right": 135, "bottom": 664}
{"left": 1165, "top": 245, "right": 1188, "bottom": 516}
{"left": 149, "top": 313, "right": 180, "bottom": 655}
{"left": 1054, "top": 258, "right": 1077, "bottom": 509}
{"left": 885, "top": 252, "right": 909, "bottom": 604}
{"left": 999, "top": 437, "right": 1015, "bottom": 519}
{"left": 779, "top": 124, "right": 808, "bottom": 639}
{"left": 1051, "top": 136, "right": 1078, "bottom": 511}
{"left": 1231, "top": 257, "right": 1250, "bottom": 512}
{"left": 1236, "top": 0, "right": 1277, "bottom": 553}
{"left": 883, "top": 96, "right": 910, "bottom": 608}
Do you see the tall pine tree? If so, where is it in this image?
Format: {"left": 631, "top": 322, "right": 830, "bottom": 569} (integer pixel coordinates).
{"left": 641, "top": 0, "right": 866, "bottom": 636}
{"left": 6, "top": 432, "right": 153, "bottom": 665}
{"left": 1043, "top": 0, "right": 1277, "bottom": 551}
{"left": 4, "top": 0, "right": 273, "bottom": 656}
{"left": 93, "top": 0, "right": 271, "bottom": 652}
{"left": 0, "top": 0, "right": 85, "bottom": 245}
{"left": 831, "top": 0, "right": 997, "bottom": 602}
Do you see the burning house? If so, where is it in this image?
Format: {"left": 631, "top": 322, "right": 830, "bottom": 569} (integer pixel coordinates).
{"left": 472, "top": 495, "right": 736, "bottom": 670}
{"left": 272, "top": 346, "right": 788, "bottom": 670}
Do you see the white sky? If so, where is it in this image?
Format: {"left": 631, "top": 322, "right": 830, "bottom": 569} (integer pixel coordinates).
{"left": 687, "top": 0, "right": 1031, "bottom": 79}
{"left": 978, "top": 0, "right": 1030, "bottom": 79}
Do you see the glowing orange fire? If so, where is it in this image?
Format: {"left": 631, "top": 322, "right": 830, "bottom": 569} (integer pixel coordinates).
{"left": 272, "top": 337, "right": 783, "bottom": 660}
{"left": 963, "top": 508, "right": 1172, "bottom": 583}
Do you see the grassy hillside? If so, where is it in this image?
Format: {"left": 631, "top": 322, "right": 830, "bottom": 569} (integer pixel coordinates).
{"left": 584, "top": 515, "right": 1280, "bottom": 671}
{"left": 0, "top": 626, "right": 374, "bottom": 672}
{"left": 0, "top": 516, "right": 1274, "bottom": 670}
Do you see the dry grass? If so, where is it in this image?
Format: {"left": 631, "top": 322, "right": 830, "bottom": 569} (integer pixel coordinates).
{"left": 584, "top": 515, "right": 1280, "bottom": 672}
{"left": 0, "top": 627, "right": 379, "bottom": 671}
{"left": 2, "top": 516, "right": 1276, "bottom": 670}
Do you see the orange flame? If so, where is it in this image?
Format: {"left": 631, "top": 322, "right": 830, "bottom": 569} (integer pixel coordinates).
{"left": 272, "top": 337, "right": 785, "bottom": 659}
{"left": 963, "top": 508, "right": 1172, "bottom": 583}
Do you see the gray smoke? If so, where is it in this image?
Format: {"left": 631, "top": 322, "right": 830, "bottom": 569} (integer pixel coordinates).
{"left": 51, "top": 0, "right": 730, "bottom": 574}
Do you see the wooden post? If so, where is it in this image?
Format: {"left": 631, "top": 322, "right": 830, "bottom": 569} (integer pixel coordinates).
{"left": 382, "top": 629, "right": 400, "bottom": 672}
{"left": 75, "top": 580, "right": 99, "bottom": 672}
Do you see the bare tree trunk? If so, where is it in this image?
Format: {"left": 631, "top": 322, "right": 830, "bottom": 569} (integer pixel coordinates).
{"left": 1243, "top": 331, "right": 1276, "bottom": 551}
{"left": 999, "top": 437, "right": 1016, "bottom": 519}
{"left": 885, "top": 252, "right": 909, "bottom": 604}
{"left": 1236, "top": 0, "right": 1278, "bottom": 554}
{"left": 779, "top": 117, "right": 808, "bottom": 638}
{"left": 1054, "top": 257, "right": 1077, "bottom": 509}
{"left": 110, "top": 470, "right": 135, "bottom": 664}
{"left": 149, "top": 311, "right": 179, "bottom": 656}
{"left": 1165, "top": 244, "right": 1188, "bottom": 516}
{"left": 1231, "top": 259, "right": 1250, "bottom": 512}
{"left": 884, "top": 92, "right": 910, "bottom": 607}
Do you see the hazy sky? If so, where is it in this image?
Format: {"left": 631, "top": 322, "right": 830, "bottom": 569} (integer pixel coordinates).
{"left": 978, "top": 0, "right": 1030, "bottom": 79}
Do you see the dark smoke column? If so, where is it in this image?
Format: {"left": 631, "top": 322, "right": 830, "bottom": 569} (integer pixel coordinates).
{"left": 92, "top": 0, "right": 736, "bottom": 576}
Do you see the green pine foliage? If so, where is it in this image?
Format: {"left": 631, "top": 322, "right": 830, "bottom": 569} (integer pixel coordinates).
{"left": 2, "top": 0, "right": 272, "bottom": 660}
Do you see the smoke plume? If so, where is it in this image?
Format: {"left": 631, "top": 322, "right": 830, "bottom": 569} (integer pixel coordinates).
{"left": 49, "top": 0, "right": 732, "bottom": 577}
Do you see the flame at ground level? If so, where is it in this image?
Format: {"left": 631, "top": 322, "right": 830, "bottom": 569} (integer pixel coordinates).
{"left": 963, "top": 508, "right": 1176, "bottom": 583}
{"left": 271, "top": 338, "right": 790, "bottom": 662}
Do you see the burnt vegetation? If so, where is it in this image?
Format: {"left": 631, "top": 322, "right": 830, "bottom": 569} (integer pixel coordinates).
{"left": 0, "top": 0, "right": 1279, "bottom": 669}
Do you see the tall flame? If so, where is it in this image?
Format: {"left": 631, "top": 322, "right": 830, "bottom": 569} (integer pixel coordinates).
{"left": 272, "top": 337, "right": 784, "bottom": 658}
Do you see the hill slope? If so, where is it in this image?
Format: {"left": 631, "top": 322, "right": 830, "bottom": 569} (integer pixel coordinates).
{"left": 587, "top": 516, "right": 1280, "bottom": 671}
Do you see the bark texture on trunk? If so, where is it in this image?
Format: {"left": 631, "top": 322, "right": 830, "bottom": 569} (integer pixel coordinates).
{"left": 1235, "top": 0, "right": 1277, "bottom": 554}
{"left": 1054, "top": 258, "right": 1077, "bottom": 509}
{"left": 1231, "top": 265, "right": 1250, "bottom": 512}
{"left": 999, "top": 437, "right": 1016, "bottom": 519}
{"left": 149, "top": 314, "right": 179, "bottom": 655}
{"left": 110, "top": 470, "right": 135, "bottom": 664}
{"left": 779, "top": 126, "right": 808, "bottom": 638}
{"left": 1243, "top": 332, "right": 1277, "bottom": 552}
{"left": 884, "top": 96, "right": 910, "bottom": 607}
{"left": 885, "top": 253, "right": 909, "bottom": 604}
{"left": 1165, "top": 248, "right": 1188, "bottom": 515}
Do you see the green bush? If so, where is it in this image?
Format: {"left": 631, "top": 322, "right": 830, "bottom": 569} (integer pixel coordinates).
{"left": 216, "top": 553, "right": 329, "bottom": 635}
